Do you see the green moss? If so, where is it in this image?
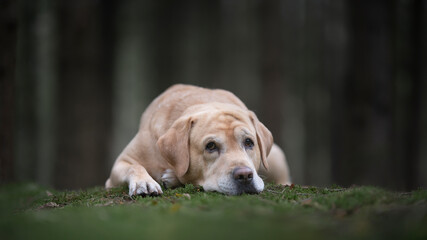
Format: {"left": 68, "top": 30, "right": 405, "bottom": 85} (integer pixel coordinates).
{"left": 1, "top": 183, "right": 426, "bottom": 240}
{"left": 312, "top": 186, "right": 393, "bottom": 211}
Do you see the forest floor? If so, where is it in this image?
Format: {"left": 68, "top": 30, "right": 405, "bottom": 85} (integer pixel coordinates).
{"left": 0, "top": 183, "right": 426, "bottom": 240}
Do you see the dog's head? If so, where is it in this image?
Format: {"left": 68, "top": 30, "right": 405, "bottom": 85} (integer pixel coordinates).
{"left": 157, "top": 103, "right": 273, "bottom": 195}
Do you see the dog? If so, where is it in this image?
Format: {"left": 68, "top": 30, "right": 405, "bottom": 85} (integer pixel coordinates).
{"left": 106, "top": 84, "right": 291, "bottom": 196}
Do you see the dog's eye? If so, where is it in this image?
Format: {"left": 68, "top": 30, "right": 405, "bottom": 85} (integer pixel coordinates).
{"left": 244, "top": 138, "right": 254, "bottom": 149}
{"left": 205, "top": 142, "right": 218, "bottom": 152}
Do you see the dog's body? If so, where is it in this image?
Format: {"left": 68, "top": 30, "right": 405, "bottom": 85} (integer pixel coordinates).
{"left": 106, "top": 84, "right": 291, "bottom": 196}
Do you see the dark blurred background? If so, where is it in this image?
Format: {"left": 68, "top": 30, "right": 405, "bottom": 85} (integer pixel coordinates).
{"left": 1, "top": 0, "right": 426, "bottom": 191}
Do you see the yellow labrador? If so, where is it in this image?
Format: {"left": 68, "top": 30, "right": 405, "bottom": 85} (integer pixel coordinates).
{"left": 106, "top": 84, "right": 291, "bottom": 196}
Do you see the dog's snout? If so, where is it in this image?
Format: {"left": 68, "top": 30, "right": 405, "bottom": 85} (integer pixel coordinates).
{"left": 232, "top": 167, "right": 253, "bottom": 184}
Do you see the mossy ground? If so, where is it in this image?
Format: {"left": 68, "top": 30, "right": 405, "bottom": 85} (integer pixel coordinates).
{"left": 0, "top": 183, "right": 426, "bottom": 240}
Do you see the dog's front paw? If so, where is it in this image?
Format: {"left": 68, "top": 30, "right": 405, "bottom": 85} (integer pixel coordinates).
{"left": 161, "top": 169, "right": 183, "bottom": 189}
{"left": 128, "top": 176, "right": 163, "bottom": 197}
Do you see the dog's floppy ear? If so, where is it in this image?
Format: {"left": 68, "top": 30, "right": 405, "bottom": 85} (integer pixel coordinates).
{"left": 157, "top": 116, "right": 193, "bottom": 177}
{"left": 249, "top": 111, "right": 273, "bottom": 170}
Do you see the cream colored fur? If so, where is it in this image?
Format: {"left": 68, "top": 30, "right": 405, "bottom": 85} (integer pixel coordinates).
{"left": 106, "top": 84, "right": 291, "bottom": 196}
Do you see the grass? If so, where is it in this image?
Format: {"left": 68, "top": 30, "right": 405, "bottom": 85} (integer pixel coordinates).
{"left": 0, "top": 183, "right": 426, "bottom": 240}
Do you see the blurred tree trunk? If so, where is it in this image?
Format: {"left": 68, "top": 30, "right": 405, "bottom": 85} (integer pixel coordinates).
{"left": 109, "top": 0, "right": 155, "bottom": 167}
{"left": 150, "top": 0, "right": 182, "bottom": 93}
{"left": 302, "top": 1, "right": 336, "bottom": 186}
{"left": 178, "top": 1, "right": 221, "bottom": 89}
{"left": 418, "top": 0, "right": 427, "bottom": 188}
{"left": 277, "top": 0, "right": 306, "bottom": 185}
{"left": 335, "top": 0, "right": 396, "bottom": 188}
{"left": 393, "top": 0, "right": 425, "bottom": 190}
{"left": 218, "top": 1, "right": 261, "bottom": 110}
{"left": 54, "top": 1, "right": 114, "bottom": 189}
{"left": 405, "top": 0, "right": 424, "bottom": 190}
{"left": 259, "top": 0, "right": 286, "bottom": 168}
{"left": 15, "top": 0, "right": 38, "bottom": 182}
{"left": 34, "top": 0, "right": 58, "bottom": 187}
{"left": 0, "top": 0, "right": 17, "bottom": 183}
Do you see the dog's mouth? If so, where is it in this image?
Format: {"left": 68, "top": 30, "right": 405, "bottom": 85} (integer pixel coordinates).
{"left": 220, "top": 183, "right": 263, "bottom": 195}
{"left": 215, "top": 172, "right": 265, "bottom": 195}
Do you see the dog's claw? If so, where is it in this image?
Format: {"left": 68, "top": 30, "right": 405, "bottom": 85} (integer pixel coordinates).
{"left": 128, "top": 178, "right": 163, "bottom": 197}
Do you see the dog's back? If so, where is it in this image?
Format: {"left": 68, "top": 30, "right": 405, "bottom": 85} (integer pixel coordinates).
{"left": 139, "top": 84, "right": 247, "bottom": 135}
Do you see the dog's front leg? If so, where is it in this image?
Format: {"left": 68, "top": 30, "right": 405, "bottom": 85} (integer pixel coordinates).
{"left": 106, "top": 154, "right": 163, "bottom": 197}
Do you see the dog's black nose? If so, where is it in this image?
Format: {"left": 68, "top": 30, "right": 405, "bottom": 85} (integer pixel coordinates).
{"left": 232, "top": 167, "right": 253, "bottom": 184}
